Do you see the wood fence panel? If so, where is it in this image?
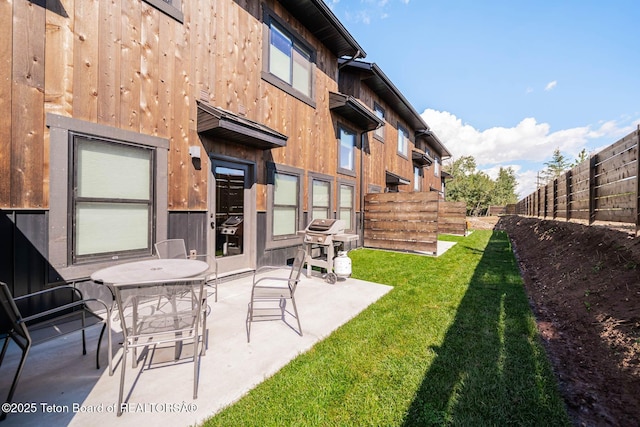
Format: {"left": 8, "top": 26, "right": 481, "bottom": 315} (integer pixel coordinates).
{"left": 439, "top": 201, "right": 466, "bottom": 235}
{"left": 364, "top": 192, "right": 439, "bottom": 254}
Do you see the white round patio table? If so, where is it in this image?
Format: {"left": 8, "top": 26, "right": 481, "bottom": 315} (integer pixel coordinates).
{"left": 90, "top": 258, "right": 209, "bottom": 284}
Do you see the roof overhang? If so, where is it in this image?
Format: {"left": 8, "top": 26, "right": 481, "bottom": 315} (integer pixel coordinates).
{"left": 416, "top": 130, "right": 452, "bottom": 159}
{"left": 339, "top": 60, "right": 453, "bottom": 159}
{"left": 197, "top": 101, "right": 288, "bottom": 150}
{"left": 276, "top": 0, "right": 366, "bottom": 58}
{"left": 412, "top": 148, "right": 434, "bottom": 167}
{"left": 329, "top": 92, "right": 383, "bottom": 132}
{"left": 385, "top": 171, "right": 410, "bottom": 186}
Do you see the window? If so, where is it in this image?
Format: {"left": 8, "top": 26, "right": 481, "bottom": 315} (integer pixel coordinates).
{"left": 311, "top": 179, "right": 331, "bottom": 220}
{"left": 143, "top": 0, "right": 183, "bottom": 22}
{"left": 338, "top": 125, "right": 356, "bottom": 175}
{"left": 434, "top": 156, "right": 440, "bottom": 177}
{"left": 273, "top": 172, "right": 299, "bottom": 237}
{"left": 72, "top": 136, "right": 154, "bottom": 262}
{"left": 397, "top": 123, "right": 409, "bottom": 157}
{"left": 338, "top": 183, "right": 355, "bottom": 231}
{"left": 374, "top": 103, "right": 385, "bottom": 141}
{"left": 48, "top": 113, "right": 169, "bottom": 278}
{"left": 414, "top": 166, "right": 422, "bottom": 191}
{"left": 263, "top": 11, "right": 315, "bottom": 105}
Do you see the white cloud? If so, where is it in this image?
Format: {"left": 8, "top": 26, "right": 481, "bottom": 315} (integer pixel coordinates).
{"left": 525, "top": 87, "right": 534, "bottom": 94}
{"left": 544, "top": 80, "right": 558, "bottom": 91}
{"left": 421, "top": 108, "right": 640, "bottom": 198}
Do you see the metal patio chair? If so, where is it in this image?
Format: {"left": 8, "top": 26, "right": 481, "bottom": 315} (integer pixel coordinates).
{"left": 246, "top": 248, "right": 306, "bottom": 343}
{"left": 112, "top": 277, "right": 206, "bottom": 416}
{"left": 0, "top": 282, "right": 111, "bottom": 421}
{"left": 155, "top": 239, "right": 219, "bottom": 302}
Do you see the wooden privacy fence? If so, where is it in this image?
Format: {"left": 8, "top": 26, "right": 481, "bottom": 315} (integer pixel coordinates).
{"left": 438, "top": 201, "right": 467, "bottom": 235}
{"left": 517, "top": 126, "right": 640, "bottom": 231}
{"left": 364, "top": 192, "right": 439, "bottom": 254}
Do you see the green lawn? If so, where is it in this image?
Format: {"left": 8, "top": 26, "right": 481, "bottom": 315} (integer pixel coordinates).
{"left": 202, "top": 230, "right": 570, "bottom": 426}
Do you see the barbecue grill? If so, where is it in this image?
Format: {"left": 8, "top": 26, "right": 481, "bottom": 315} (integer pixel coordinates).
{"left": 220, "top": 215, "right": 243, "bottom": 255}
{"left": 302, "top": 219, "right": 358, "bottom": 283}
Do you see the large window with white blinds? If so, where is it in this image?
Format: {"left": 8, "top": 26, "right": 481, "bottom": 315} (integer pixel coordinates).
{"left": 338, "top": 183, "right": 355, "bottom": 232}
{"left": 311, "top": 179, "right": 331, "bottom": 220}
{"left": 72, "top": 135, "right": 154, "bottom": 262}
{"left": 273, "top": 172, "right": 299, "bottom": 237}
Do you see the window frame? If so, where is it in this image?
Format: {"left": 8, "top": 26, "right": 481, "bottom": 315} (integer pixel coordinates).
{"left": 262, "top": 9, "right": 317, "bottom": 108}
{"left": 142, "top": 0, "right": 183, "bottom": 23}
{"left": 266, "top": 163, "right": 304, "bottom": 249}
{"left": 397, "top": 123, "right": 409, "bottom": 158}
{"left": 47, "top": 113, "right": 169, "bottom": 280}
{"left": 337, "top": 179, "right": 356, "bottom": 234}
{"left": 70, "top": 133, "right": 155, "bottom": 264}
{"left": 308, "top": 172, "right": 334, "bottom": 222}
{"left": 373, "top": 103, "right": 385, "bottom": 142}
{"left": 337, "top": 123, "right": 357, "bottom": 177}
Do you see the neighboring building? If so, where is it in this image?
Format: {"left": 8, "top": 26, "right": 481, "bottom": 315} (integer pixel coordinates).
{"left": 0, "top": 0, "right": 451, "bottom": 293}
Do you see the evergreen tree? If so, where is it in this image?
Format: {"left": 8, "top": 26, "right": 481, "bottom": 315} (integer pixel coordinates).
{"left": 571, "top": 148, "right": 589, "bottom": 167}
{"left": 541, "top": 148, "right": 570, "bottom": 183}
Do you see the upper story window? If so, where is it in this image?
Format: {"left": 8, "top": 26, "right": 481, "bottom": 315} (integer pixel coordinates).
{"left": 143, "top": 0, "right": 183, "bottom": 22}
{"left": 373, "top": 103, "right": 385, "bottom": 141}
{"left": 338, "top": 125, "right": 356, "bottom": 176}
{"left": 263, "top": 10, "right": 316, "bottom": 106}
{"left": 434, "top": 156, "right": 440, "bottom": 177}
{"left": 397, "top": 123, "right": 409, "bottom": 157}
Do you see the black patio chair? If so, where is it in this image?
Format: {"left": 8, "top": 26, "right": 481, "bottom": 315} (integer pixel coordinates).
{"left": 0, "top": 281, "right": 111, "bottom": 421}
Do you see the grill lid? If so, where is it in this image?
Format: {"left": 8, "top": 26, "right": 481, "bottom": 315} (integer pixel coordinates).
{"left": 306, "top": 218, "right": 346, "bottom": 234}
{"left": 222, "top": 215, "right": 243, "bottom": 227}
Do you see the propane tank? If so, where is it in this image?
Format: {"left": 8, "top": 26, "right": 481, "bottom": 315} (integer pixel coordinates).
{"left": 333, "top": 251, "right": 352, "bottom": 279}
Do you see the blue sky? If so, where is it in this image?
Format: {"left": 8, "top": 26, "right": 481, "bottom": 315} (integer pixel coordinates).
{"left": 325, "top": 0, "right": 640, "bottom": 197}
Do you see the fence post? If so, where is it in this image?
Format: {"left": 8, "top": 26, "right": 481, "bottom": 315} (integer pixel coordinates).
{"left": 565, "top": 169, "right": 571, "bottom": 222}
{"left": 589, "top": 154, "right": 596, "bottom": 225}
{"left": 553, "top": 178, "right": 558, "bottom": 219}
{"left": 635, "top": 125, "right": 640, "bottom": 236}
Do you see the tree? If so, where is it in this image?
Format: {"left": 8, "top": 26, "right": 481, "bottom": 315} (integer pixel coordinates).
{"left": 571, "top": 148, "right": 589, "bottom": 168}
{"left": 541, "top": 148, "right": 570, "bottom": 184}
{"left": 444, "top": 156, "right": 518, "bottom": 215}
{"left": 493, "top": 167, "right": 519, "bottom": 205}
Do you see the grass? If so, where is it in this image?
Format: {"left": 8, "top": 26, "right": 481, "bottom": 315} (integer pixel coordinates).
{"left": 202, "top": 230, "right": 570, "bottom": 426}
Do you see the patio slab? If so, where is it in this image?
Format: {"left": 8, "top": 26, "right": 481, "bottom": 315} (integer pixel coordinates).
{"left": 0, "top": 270, "right": 392, "bottom": 427}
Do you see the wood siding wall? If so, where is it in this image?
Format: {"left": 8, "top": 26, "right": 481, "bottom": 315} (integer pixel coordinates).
{"left": 364, "top": 192, "right": 439, "bottom": 254}
{"left": 339, "top": 71, "right": 446, "bottom": 194}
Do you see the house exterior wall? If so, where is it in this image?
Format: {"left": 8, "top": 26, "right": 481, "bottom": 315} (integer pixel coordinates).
{"left": 0, "top": 0, "right": 450, "bottom": 290}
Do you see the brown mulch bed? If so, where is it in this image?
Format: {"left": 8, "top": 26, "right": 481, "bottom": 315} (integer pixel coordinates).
{"left": 476, "top": 215, "right": 640, "bottom": 426}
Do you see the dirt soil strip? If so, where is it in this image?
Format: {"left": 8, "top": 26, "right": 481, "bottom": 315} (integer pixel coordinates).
{"left": 486, "top": 216, "right": 640, "bottom": 426}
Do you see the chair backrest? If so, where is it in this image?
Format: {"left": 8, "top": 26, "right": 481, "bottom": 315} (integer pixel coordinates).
{"left": 112, "top": 278, "right": 205, "bottom": 344}
{"left": 0, "top": 282, "right": 30, "bottom": 342}
{"left": 155, "top": 239, "right": 188, "bottom": 259}
{"left": 288, "top": 249, "right": 306, "bottom": 293}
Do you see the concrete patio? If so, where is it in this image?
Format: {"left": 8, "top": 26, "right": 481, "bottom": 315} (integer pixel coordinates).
{"left": 0, "top": 269, "right": 392, "bottom": 427}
